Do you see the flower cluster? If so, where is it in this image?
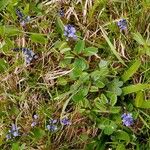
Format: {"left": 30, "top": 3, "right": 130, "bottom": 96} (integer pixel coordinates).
{"left": 64, "top": 24, "right": 77, "bottom": 40}
{"left": 60, "top": 117, "right": 71, "bottom": 126}
{"left": 46, "top": 119, "right": 58, "bottom": 132}
{"left": 31, "top": 114, "right": 38, "bottom": 127}
{"left": 121, "top": 113, "right": 134, "bottom": 127}
{"left": 12, "top": 48, "right": 38, "bottom": 65}
{"left": 6, "top": 124, "right": 20, "bottom": 140}
{"left": 46, "top": 117, "right": 71, "bottom": 132}
{"left": 16, "top": 8, "right": 30, "bottom": 26}
{"left": 22, "top": 48, "right": 38, "bottom": 64}
{"left": 117, "top": 19, "right": 127, "bottom": 31}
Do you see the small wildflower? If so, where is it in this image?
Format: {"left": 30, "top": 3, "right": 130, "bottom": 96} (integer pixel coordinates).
{"left": 6, "top": 124, "right": 20, "bottom": 140}
{"left": 12, "top": 47, "right": 38, "bottom": 65}
{"left": 121, "top": 113, "right": 134, "bottom": 127}
{"left": 22, "top": 48, "right": 38, "bottom": 64}
{"left": 47, "top": 118, "right": 58, "bottom": 132}
{"left": 47, "top": 124, "right": 58, "bottom": 131}
{"left": 60, "top": 117, "right": 71, "bottom": 126}
{"left": 117, "top": 19, "right": 127, "bottom": 31}
{"left": 16, "top": 8, "right": 30, "bottom": 26}
{"left": 49, "top": 119, "right": 57, "bottom": 124}
{"left": 16, "top": 8, "right": 24, "bottom": 20}
{"left": 31, "top": 114, "right": 39, "bottom": 127}
{"left": 33, "top": 114, "right": 38, "bottom": 120}
{"left": 6, "top": 134, "right": 11, "bottom": 140}
{"left": 13, "top": 131, "right": 19, "bottom": 137}
{"left": 64, "top": 24, "right": 77, "bottom": 40}
{"left": 31, "top": 121, "right": 37, "bottom": 127}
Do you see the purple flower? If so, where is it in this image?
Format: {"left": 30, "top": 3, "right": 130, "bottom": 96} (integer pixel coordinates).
{"left": 13, "top": 131, "right": 19, "bottom": 137}
{"left": 16, "top": 9, "right": 30, "bottom": 26}
{"left": 49, "top": 119, "right": 57, "bottom": 124}
{"left": 6, "top": 134, "right": 11, "bottom": 140}
{"left": 31, "top": 121, "right": 37, "bottom": 127}
{"left": 12, "top": 47, "right": 38, "bottom": 64}
{"left": 33, "top": 114, "right": 38, "bottom": 120}
{"left": 22, "top": 48, "right": 38, "bottom": 64}
{"left": 60, "top": 117, "right": 71, "bottom": 126}
{"left": 46, "top": 125, "right": 58, "bottom": 131}
{"left": 117, "top": 19, "right": 127, "bottom": 31}
{"left": 121, "top": 113, "right": 134, "bottom": 127}
{"left": 16, "top": 8, "right": 24, "bottom": 20}
{"left": 64, "top": 24, "right": 77, "bottom": 40}
{"left": 6, "top": 124, "right": 20, "bottom": 140}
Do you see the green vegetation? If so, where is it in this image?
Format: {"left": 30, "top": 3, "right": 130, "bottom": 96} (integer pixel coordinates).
{"left": 0, "top": 0, "right": 150, "bottom": 149}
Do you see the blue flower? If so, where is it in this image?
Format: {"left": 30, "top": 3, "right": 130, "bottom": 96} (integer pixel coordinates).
{"left": 60, "top": 117, "right": 71, "bottom": 126}
{"left": 49, "top": 119, "right": 57, "bottom": 124}
{"left": 16, "top": 8, "right": 24, "bottom": 20}
{"left": 6, "top": 134, "right": 11, "bottom": 140}
{"left": 117, "top": 19, "right": 127, "bottom": 31}
{"left": 46, "top": 118, "right": 58, "bottom": 132}
{"left": 31, "top": 121, "right": 37, "bottom": 127}
{"left": 12, "top": 47, "right": 38, "bottom": 65}
{"left": 6, "top": 124, "right": 20, "bottom": 140}
{"left": 121, "top": 113, "right": 134, "bottom": 127}
{"left": 46, "top": 124, "right": 58, "bottom": 131}
{"left": 31, "top": 114, "right": 39, "bottom": 127}
{"left": 22, "top": 48, "right": 38, "bottom": 64}
{"left": 16, "top": 8, "right": 30, "bottom": 26}
{"left": 64, "top": 24, "right": 77, "bottom": 40}
{"left": 33, "top": 114, "right": 38, "bottom": 120}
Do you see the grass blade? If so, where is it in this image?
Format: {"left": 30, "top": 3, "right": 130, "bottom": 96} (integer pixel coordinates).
{"left": 121, "top": 59, "right": 141, "bottom": 82}
{"left": 100, "top": 26, "right": 126, "bottom": 66}
{"left": 134, "top": 91, "right": 144, "bottom": 107}
{"left": 122, "top": 84, "right": 150, "bottom": 95}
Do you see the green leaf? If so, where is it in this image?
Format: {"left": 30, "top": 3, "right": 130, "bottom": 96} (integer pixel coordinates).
{"left": 56, "top": 17, "right": 64, "bottom": 34}
{"left": 104, "top": 125, "right": 114, "bottom": 135}
{"left": 30, "top": 34, "right": 47, "bottom": 44}
{"left": 84, "top": 47, "right": 98, "bottom": 56}
{"left": 122, "top": 84, "right": 150, "bottom": 95}
{"left": 107, "top": 92, "right": 117, "bottom": 106}
{"left": 98, "top": 119, "right": 117, "bottom": 135}
{"left": 121, "top": 60, "right": 141, "bottom": 82}
{"left": 116, "top": 144, "right": 126, "bottom": 150}
{"left": 73, "top": 58, "right": 87, "bottom": 71}
{"left": 70, "top": 68, "right": 82, "bottom": 78}
{"left": 100, "top": 26, "right": 126, "bottom": 66}
{"left": 0, "top": 0, "right": 10, "bottom": 11}
{"left": 72, "top": 88, "right": 88, "bottom": 102}
{"left": 100, "top": 94, "right": 108, "bottom": 104}
{"left": 132, "top": 32, "right": 146, "bottom": 45}
{"left": 99, "top": 59, "right": 108, "bottom": 68}
{"left": 0, "top": 59, "right": 8, "bottom": 73}
{"left": 90, "top": 86, "right": 99, "bottom": 92}
{"left": 109, "top": 107, "right": 121, "bottom": 114}
{"left": 108, "top": 79, "right": 123, "bottom": 96}
{"left": 102, "top": 121, "right": 117, "bottom": 135}
{"left": 12, "top": 142, "right": 20, "bottom": 150}
{"left": 135, "top": 91, "right": 144, "bottom": 107}
{"left": 31, "top": 128, "right": 45, "bottom": 139}
{"left": 74, "top": 40, "right": 85, "bottom": 54}
{"left": 95, "top": 80, "right": 105, "bottom": 88}
{"left": 79, "top": 72, "right": 90, "bottom": 83}
{"left": 140, "top": 100, "right": 150, "bottom": 109}
{"left": 0, "top": 26, "right": 20, "bottom": 36}
{"left": 57, "top": 77, "right": 67, "bottom": 85}
{"left": 114, "top": 130, "right": 130, "bottom": 143}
